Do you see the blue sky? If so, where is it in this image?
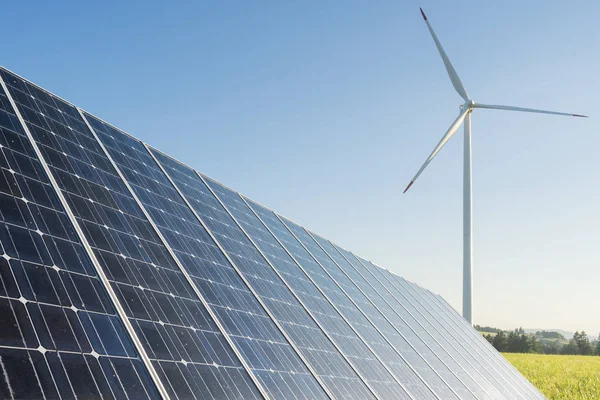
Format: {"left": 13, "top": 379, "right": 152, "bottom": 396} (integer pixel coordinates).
{"left": 3, "top": 1, "right": 598, "bottom": 334}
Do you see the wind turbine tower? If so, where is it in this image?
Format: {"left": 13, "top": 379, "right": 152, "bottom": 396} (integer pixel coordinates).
{"left": 404, "top": 8, "right": 588, "bottom": 325}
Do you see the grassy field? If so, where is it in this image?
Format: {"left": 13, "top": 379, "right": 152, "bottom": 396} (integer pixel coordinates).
{"left": 504, "top": 353, "right": 600, "bottom": 399}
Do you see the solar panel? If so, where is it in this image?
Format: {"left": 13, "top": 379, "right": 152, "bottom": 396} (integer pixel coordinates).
{"left": 0, "top": 71, "right": 159, "bottom": 399}
{"left": 0, "top": 66, "right": 545, "bottom": 399}
{"left": 0, "top": 68, "right": 260, "bottom": 400}
{"left": 346, "top": 253, "right": 534, "bottom": 400}
{"left": 393, "top": 277, "right": 544, "bottom": 400}
{"left": 77, "top": 113, "right": 263, "bottom": 400}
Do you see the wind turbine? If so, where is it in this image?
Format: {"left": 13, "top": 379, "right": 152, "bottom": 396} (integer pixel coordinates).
{"left": 404, "top": 8, "right": 587, "bottom": 325}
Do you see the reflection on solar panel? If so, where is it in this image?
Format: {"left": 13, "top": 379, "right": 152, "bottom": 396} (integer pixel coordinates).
{"left": 0, "top": 66, "right": 544, "bottom": 399}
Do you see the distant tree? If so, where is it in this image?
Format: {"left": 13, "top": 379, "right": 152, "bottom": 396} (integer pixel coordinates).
{"left": 574, "top": 331, "right": 593, "bottom": 355}
{"left": 542, "top": 341, "right": 560, "bottom": 355}
{"left": 561, "top": 339, "right": 579, "bottom": 355}
{"left": 519, "top": 334, "right": 531, "bottom": 353}
{"left": 516, "top": 327, "right": 525, "bottom": 335}
{"left": 483, "top": 334, "right": 494, "bottom": 345}
{"left": 493, "top": 331, "right": 508, "bottom": 352}
{"left": 535, "top": 330, "right": 566, "bottom": 340}
{"left": 506, "top": 331, "right": 518, "bottom": 352}
{"left": 527, "top": 335, "right": 542, "bottom": 353}
{"left": 596, "top": 334, "right": 600, "bottom": 356}
{"left": 475, "top": 325, "right": 503, "bottom": 334}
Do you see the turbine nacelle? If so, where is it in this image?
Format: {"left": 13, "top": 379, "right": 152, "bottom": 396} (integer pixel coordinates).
{"left": 461, "top": 100, "right": 475, "bottom": 113}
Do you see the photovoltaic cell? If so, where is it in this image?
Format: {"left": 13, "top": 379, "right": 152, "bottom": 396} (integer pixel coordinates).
{"left": 206, "top": 179, "right": 407, "bottom": 399}
{"left": 147, "top": 149, "right": 328, "bottom": 400}
{"left": 0, "top": 69, "right": 159, "bottom": 399}
{"left": 0, "top": 66, "right": 545, "bottom": 400}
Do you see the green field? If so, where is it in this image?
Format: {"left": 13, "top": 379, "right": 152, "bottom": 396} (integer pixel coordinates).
{"left": 504, "top": 353, "right": 600, "bottom": 399}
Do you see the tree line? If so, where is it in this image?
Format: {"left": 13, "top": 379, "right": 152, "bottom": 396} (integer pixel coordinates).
{"left": 480, "top": 327, "right": 600, "bottom": 355}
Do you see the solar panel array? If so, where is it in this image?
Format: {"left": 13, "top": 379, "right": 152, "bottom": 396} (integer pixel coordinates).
{"left": 0, "top": 67, "right": 544, "bottom": 399}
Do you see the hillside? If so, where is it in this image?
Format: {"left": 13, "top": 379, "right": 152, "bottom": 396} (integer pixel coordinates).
{"left": 524, "top": 329, "right": 575, "bottom": 340}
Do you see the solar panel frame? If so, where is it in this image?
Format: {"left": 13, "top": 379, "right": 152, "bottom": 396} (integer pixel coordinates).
{"left": 203, "top": 176, "right": 412, "bottom": 399}
{"left": 0, "top": 70, "right": 165, "bottom": 399}
{"left": 77, "top": 111, "right": 268, "bottom": 399}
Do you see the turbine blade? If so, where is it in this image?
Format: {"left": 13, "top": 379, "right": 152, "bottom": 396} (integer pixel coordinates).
{"left": 474, "top": 103, "right": 588, "bottom": 118}
{"left": 420, "top": 8, "right": 470, "bottom": 102}
{"left": 404, "top": 108, "right": 470, "bottom": 193}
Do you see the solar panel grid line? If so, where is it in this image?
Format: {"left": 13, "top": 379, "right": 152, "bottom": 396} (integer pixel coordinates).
{"left": 78, "top": 114, "right": 268, "bottom": 399}
{"left": 353, "top": 257, "right": 530, "bottom": 400}
{"left": 273, "top": 215, "right": 468, "bottom": 400}
{"left": 242, "top": 204, "right": 444, "bottom": 400}
{"left": 327, "top": 243, "right": 512, "bottom": 400}
{"left": 410, "top": 284, "right": 544, "bottom": 399}
{"left": 303, "top": 230, "right": 487, "bottom": 399}
{"left": 221, "top": 191, "right": 416, "bottom": 399}
{"left": 144, "top": 146, "right": 331, "bottom": 400}
{"left": 197, "top": 172, "right": 370, "bottom": 400}
{"left": 0, "top": 74, "right": 169, "bottom": 399}
{"left": 391, "top": 275, "right": 542, "bottom": 399}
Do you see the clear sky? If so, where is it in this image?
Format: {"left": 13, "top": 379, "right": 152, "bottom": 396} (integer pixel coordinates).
{"left": 2, "top": 1, "right": 598, "bottom": 334}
